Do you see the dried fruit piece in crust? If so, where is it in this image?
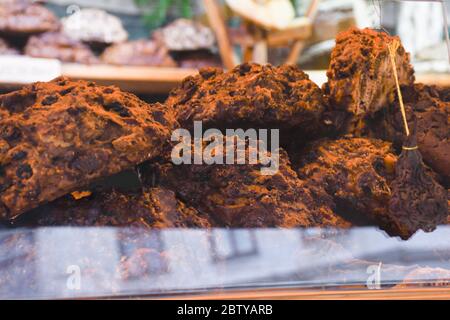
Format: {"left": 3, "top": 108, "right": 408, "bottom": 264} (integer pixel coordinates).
{"left": 151, "top": 139, "right": 351, "bottom": 228}
{"left": 15, "top": 187, "right": 211, "bottom": 228}
{"left": 297, "top": 137, "right": 396, "bottom": 229}
{"left": 0, "top": 77, "right": 177, "bottom": 220}
{"left": 101, "top": 40, "right": 176, "bottom": 67}
{"left": 24, "top": 32, "right": 99, "bottom": 64}
{"left": 166, "top": 63, "right": 326, "bottom": 135}
{"left": 323, "top": 28, "right": 414, "bottom": 116}
{"left": 0, "top": 1, "right": 59, "bottom": 36}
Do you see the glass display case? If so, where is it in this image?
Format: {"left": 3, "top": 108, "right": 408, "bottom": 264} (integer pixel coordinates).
{"left": 2, "top": 225, "right": 450, "bottom": 299}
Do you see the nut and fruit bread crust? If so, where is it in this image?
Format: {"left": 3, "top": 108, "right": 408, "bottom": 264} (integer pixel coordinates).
{"left": 369, "top": 84, "right": 450, "bottom": 186}
{"left": 323, "top": 28, "right": 415, "bottom": 116}
{"left": 297, "top": 137, "right": 397, "bottom": 229}
{"left": 0, "top": 77, "right": 177, "bottom": 220}
{"left": 152, "top": 140, "right": 351, "bottom": 229}
{"left": 166, "top": 63, "right": 326, "bottom": 132}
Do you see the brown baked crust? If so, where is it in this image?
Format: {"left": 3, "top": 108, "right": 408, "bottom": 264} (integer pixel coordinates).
{"left": 151, "top": 141, "right": 351, "bottom": 229}
{"left": 101, "top": 40, "right": 176, "bottom": 67}
{"left": 0, "top": 2, "right": 60, "bottom": 35}
{"left": 388, "top": 133, "right": 448, "bottom": 239}
{"left": 16, "top": 187, "right": 212, "bottom": 228}
{"left": 24, "top": 32, "right": 99, "bottom": 64}
{"left": 297, "top": 137, "right": 448, "bottom": 239}
{"left": 0, "top": 77, "right": 178, "bottom": 220}
{"left": 297, "top": 137, "right": 398, "bottom": 230}
{"left": 166, "top": 63, "right": 326, "bottom": 133}
{"left": 323, "top": 28, "right": 415, "bottom": 116}
{"left": 369, "top": 84, "right": 449, "bottom": 186}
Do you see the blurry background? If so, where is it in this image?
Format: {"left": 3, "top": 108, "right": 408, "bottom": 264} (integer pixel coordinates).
{"left": 43, "top": 0, "right": 450, "bottom": 69}
{"left": 0, "top": 0, "right": 449, "bottom": 95}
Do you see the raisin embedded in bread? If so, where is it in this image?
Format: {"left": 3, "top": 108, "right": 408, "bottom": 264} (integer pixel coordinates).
{"left": 16, "top": 187, "right": 212, "bottom": 228}
{"left": 166, "top": 63, "right": 326, "bottom": 137}
{"left": 0, "top": 77, "right": 178, "bottom": 220}
{"left": 101, "top": 40, "right": 176, "bottom": 67}
{"left": 24, "top": 32, "right": 99, "bottom": 64}
{"left": 323, "top": 28, "right": 415, "bottom": 117}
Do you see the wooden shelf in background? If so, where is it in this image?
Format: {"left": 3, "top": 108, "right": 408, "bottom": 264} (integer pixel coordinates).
{"left": 416, "top": 73, "right": 450, "bottom": 87}
{"left": 0, "top": 58, "right": 198, "bottom": 95}
{"left": 1, "top": 60, "right": 449, "bottom": 96}
{"left": 61, "top": 64, "right": 198, "bottom": 95}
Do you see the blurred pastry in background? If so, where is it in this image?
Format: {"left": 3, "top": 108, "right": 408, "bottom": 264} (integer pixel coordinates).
{"left": 101, "top": 40, "right": 176, "bottom": 67}
{"left": 0, "top": 37, "right": 19, "bottom": 55}
{"left": 154, "top": 18, "right": 215, "bottom": 52}
{"left": 0, "top": 1, "right": 59, "bottom": 42}
{"left": 323, "top": 28, "right": 415, "bottom": 117}
{"left": 25, "top": 32, "right": 98, "bottom": 64}
{"left": 61, "top": 8, "right": 128, "bottom": 52}
{"left": 172, "top": 49, "right": 222, "bottom": 69}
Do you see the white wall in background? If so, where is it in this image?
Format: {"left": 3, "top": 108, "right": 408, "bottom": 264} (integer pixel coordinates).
{"left": 397, "top": 1, "right": 444, "bottom": 58}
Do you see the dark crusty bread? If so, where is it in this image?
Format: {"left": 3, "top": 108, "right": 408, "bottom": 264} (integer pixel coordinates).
{"left": 166, "top": 63, "right": 326, "bottom": 133}
{"left": 369, "top": 84, "right": 450, "bottom": 187}
{"left": 16, "top": 187, "right": 212, "bottom": 228}
{"left": 297, "top": 137, "right": 397, "bottom": 229}
{"left": 0, "top": 77, "right": 177, "bottom": 220}
{"left": 323, "top": 28, "right": 415, "bottom": 117}
{"left": 151, "top": 140, "right": 351, "bottom": 229}
{"left": 297, "top": 137, "right": 448, "bottom": 239}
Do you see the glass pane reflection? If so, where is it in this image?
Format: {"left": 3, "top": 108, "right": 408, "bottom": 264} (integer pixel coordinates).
{"left": 0, "top": 226, "right": 450, "bottom": 299}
